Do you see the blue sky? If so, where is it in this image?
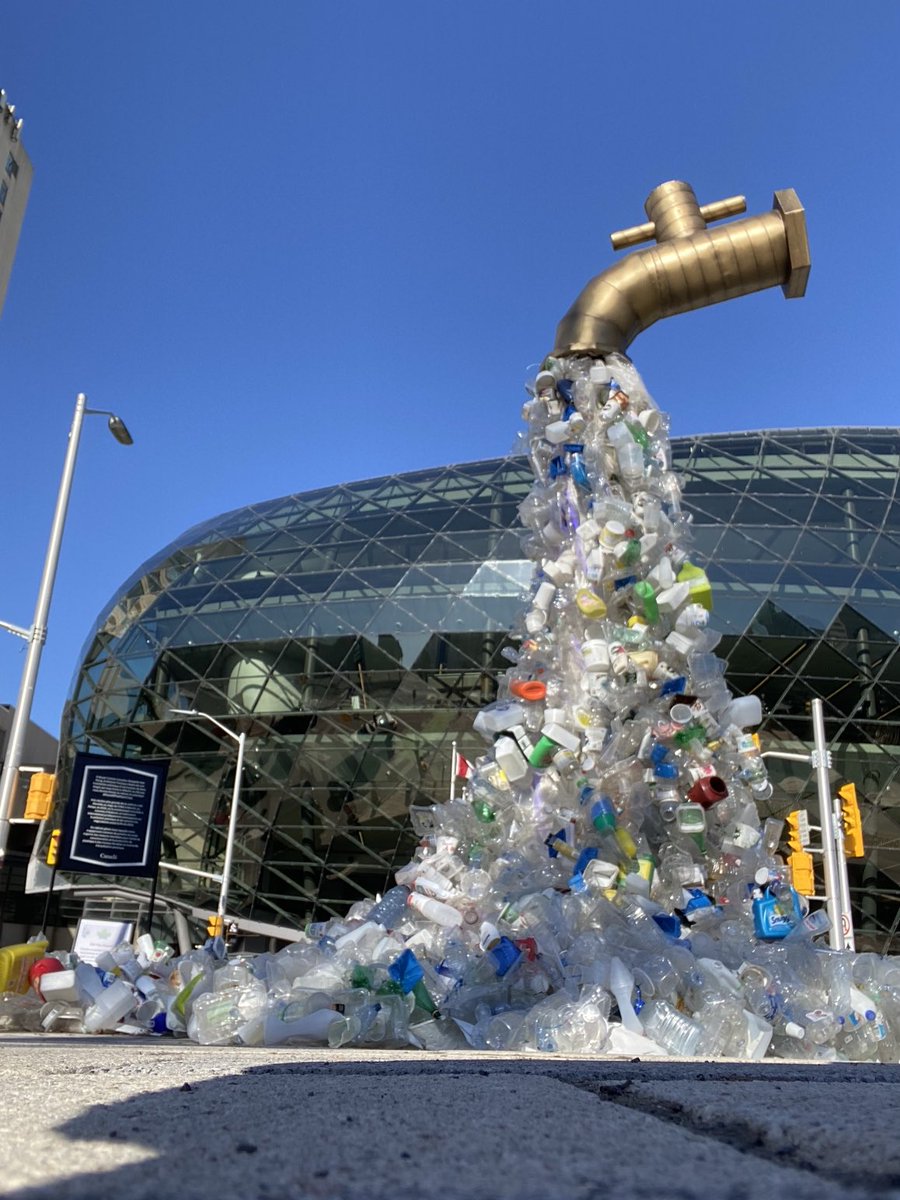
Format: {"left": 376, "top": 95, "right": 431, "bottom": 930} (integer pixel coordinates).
{"left": 1, "top": 2, "right": 899, "bottom": 735}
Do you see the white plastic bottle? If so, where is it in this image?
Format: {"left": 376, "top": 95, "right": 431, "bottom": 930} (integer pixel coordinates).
{"left": 609, "top": 957, "right": 643, "bottom": 1035}
{"left": 407, "top": 892, "right": 463, "bottom": 928}
{"left": 82, "top": 979, "right": 137, "bottom": 1033}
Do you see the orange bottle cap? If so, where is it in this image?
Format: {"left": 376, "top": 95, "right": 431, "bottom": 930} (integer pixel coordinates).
{"left": 509, "top": 679, "right": 547, "bottom": 702}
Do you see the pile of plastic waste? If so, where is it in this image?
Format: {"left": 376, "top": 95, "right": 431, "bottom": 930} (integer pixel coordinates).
{"left": 4, "top": 353, "right": 899, "bottom": 1059}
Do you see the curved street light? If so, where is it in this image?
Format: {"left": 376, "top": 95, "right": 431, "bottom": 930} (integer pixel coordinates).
{"left": 0, "top": 393, "right": 133, "bottom": 860}
{"left": 169, "top": 708, "right": 247, "bottom": 935}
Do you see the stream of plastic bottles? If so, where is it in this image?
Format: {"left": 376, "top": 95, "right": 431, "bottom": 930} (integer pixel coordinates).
{"left": 6, "top": 354, "right": 900, "bottom": 1059}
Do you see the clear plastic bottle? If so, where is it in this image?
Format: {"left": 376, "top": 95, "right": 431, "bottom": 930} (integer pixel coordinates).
{"left": 190, "top": 982, "right": 267, "bottom": 1046}
{"left": 835, "top": 1011, "right": 879, "bottom": 1062}
{"left": 640, "top": 998, "right": 702, "bottom": 1056}
{"left": 483, "top": 1009, "right": 527, "bottom": 1051}
{"left": 735, "top": 733, "right": 774, "bottom": 800}
{"left": 366, "top": 885, "right": 411, "bottom": 928}
{"left": 692, "top": 996, "right": 747, "bottom": 1058}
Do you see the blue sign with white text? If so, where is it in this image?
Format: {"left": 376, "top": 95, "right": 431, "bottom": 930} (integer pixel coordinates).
{"left": 57, "top": 753, "right": 168, "bottom": 878}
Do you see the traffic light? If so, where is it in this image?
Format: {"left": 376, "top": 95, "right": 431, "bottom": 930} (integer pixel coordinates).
{"left": 839, "top": 783, "right": 864, "bottom": 858}
{"left": 785, "top": 809, "right": 810, "bottom": 853}
{"left": 46, "top": 828, "right": 60, "bottom": 867}
{"left": 24, "top": 772, "right": 55, "bottom": 822}
{"left": 788, "top": 850, "right": 816, "bottom": 897}
{"left": 207, "top": 915, "right": 224, "bottom": 939}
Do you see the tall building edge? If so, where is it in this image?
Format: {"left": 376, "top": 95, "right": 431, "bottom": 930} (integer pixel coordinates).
{"left": 0, "top": 91, "right": 33, "bottom": 318}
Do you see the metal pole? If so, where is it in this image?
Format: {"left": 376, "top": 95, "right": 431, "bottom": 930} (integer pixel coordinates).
{"left": 812, "top": 698, "right": 845, "bottom": 950}
{"left": 145, "top": 868, "right": 159, "bottom": 938}
{"left": 0, "top": 394, "right": 87, "bottom": 861}
{"left": 158, "top": 861, "right": 223, "bottom": 883}
{"left": 449, "top": 740, "right": 457, "bottom": 802}
{"left": 217, "top": 730, "right": 246, "bottom": 923}
{"left": 168, "top": 709, "right": 246, "bottom": 935}
{"left": 39, "top": 861, "right": 59, "bottom": 935}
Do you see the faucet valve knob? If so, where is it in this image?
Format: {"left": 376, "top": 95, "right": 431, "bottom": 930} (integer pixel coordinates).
{"left": 611, "top": 191, "right": 747, "bottom": 250}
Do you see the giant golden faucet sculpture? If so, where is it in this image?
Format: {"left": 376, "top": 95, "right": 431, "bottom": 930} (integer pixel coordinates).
{"left": 553, "top": 180, "right": 810, "bottom": 358}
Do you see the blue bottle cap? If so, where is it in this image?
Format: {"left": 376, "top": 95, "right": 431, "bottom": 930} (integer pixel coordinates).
{"left": 652, "top": 912, "right": 683, "bottom": 938}
{"left": 591, "top": 797, "right": 616, "bottom": 832}
{"left": 573, "top": 847, "right": 599, "bottom": 878}
{"left": 661, "top": 676, "right": 688, "bottom": 697}
{"left": 489, "top": 936, "right": 523, "bottom": 977}
{"left": 151, "top": 1010, "right": 169, "bottom": 1035}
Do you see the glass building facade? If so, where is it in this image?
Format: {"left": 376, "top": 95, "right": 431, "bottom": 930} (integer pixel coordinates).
{"left": 59, "top": 429, "right": 900, "bottom": 948}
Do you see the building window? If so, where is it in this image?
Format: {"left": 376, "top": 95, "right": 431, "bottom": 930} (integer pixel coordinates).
{"left": 4, "top": 153, "right": 17, "bottom": 178}
{"left": 0, "top": 182, "right": 7, "bottom": 206}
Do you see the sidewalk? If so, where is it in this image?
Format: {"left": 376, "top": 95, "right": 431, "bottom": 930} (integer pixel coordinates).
{"left": 1, "top": 1034, "right": 898, "bottom": 1199}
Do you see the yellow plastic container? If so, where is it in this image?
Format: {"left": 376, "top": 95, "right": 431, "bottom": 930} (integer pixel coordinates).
{"left": 677, "top": 561, "right": 713, "bottom": 611}
{"left": 0, "top": 941, "right": 49, "bottom": 994}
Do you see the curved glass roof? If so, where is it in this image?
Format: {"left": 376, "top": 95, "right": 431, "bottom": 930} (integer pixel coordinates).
{"left": 59, "top": 429, "right": 900, "bottom": 941}
{"left": 83, "top": 457, "right": 534, "bottom": 659}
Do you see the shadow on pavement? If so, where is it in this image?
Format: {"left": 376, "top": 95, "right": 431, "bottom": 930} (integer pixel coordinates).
{"left": 9, "top": 1054, "right": 900, "bottom": 1200}
{"left": 8, "top": 1056, "right": 608, "bottom": 1200}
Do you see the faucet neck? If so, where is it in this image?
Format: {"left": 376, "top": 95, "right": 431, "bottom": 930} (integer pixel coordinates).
{"left": 552, "top": 183, "right": 810, "bottom": 358}
{"left": 644, "top": 180, "right": 706, "bottom": 241}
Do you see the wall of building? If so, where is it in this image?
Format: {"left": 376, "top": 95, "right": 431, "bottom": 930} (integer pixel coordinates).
{"left": 0, "top": 93, "right": 32, "bottom": 317}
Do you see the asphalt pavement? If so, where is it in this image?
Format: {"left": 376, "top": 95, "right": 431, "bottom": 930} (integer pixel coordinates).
{"left": 1, "top": 1034, "right": 898, "bottom": 1200}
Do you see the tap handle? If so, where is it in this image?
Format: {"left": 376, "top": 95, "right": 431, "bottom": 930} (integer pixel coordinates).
{"left": 698, "top": 194, "right": 747, "bottom": 224}
{"left": 610, "top": 194, "right": 747, "bottom": 250}
{"left": 610, "top": 220, "right": 657, "bottom": 251}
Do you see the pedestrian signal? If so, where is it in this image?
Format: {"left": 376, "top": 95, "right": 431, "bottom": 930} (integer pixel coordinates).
{"left": 786, "top": 809, "right": 810, "bottom": 852}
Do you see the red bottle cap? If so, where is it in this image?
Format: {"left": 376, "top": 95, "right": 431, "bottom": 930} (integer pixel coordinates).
{"left": 687, "top": 775, "right": 729, "bottom": 809}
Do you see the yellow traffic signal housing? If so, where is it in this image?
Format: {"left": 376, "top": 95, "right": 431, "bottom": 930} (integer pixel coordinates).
{"left": 46, "top": 828, "right": 60, "bottom": 867}
{"left": 839, "top": 783, "right": 864, "bottom": 858}
{"left": 788, "top": 850, "right": 816, "bottom": 897}
{"left": 786, "top": 809, "right": 810, "bottom": 853}
{"left": 24, "top": 772, "right": 56, "bottom": 821}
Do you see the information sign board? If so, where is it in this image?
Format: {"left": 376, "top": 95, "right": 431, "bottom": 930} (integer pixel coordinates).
{"left": 57, "top": 753, "right": 168, "bottom": 878}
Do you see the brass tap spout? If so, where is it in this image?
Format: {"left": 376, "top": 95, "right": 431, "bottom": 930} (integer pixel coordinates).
{"left": 553, "top": 180, "right": 810, "bottom": 358}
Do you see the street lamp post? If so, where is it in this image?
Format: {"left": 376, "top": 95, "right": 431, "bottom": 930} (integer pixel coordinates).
{"left": 169, "top": 709, "right": 247, "bottom": 934}
{"left": 0, "top": 393, "right": 133, "bottom": 861}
